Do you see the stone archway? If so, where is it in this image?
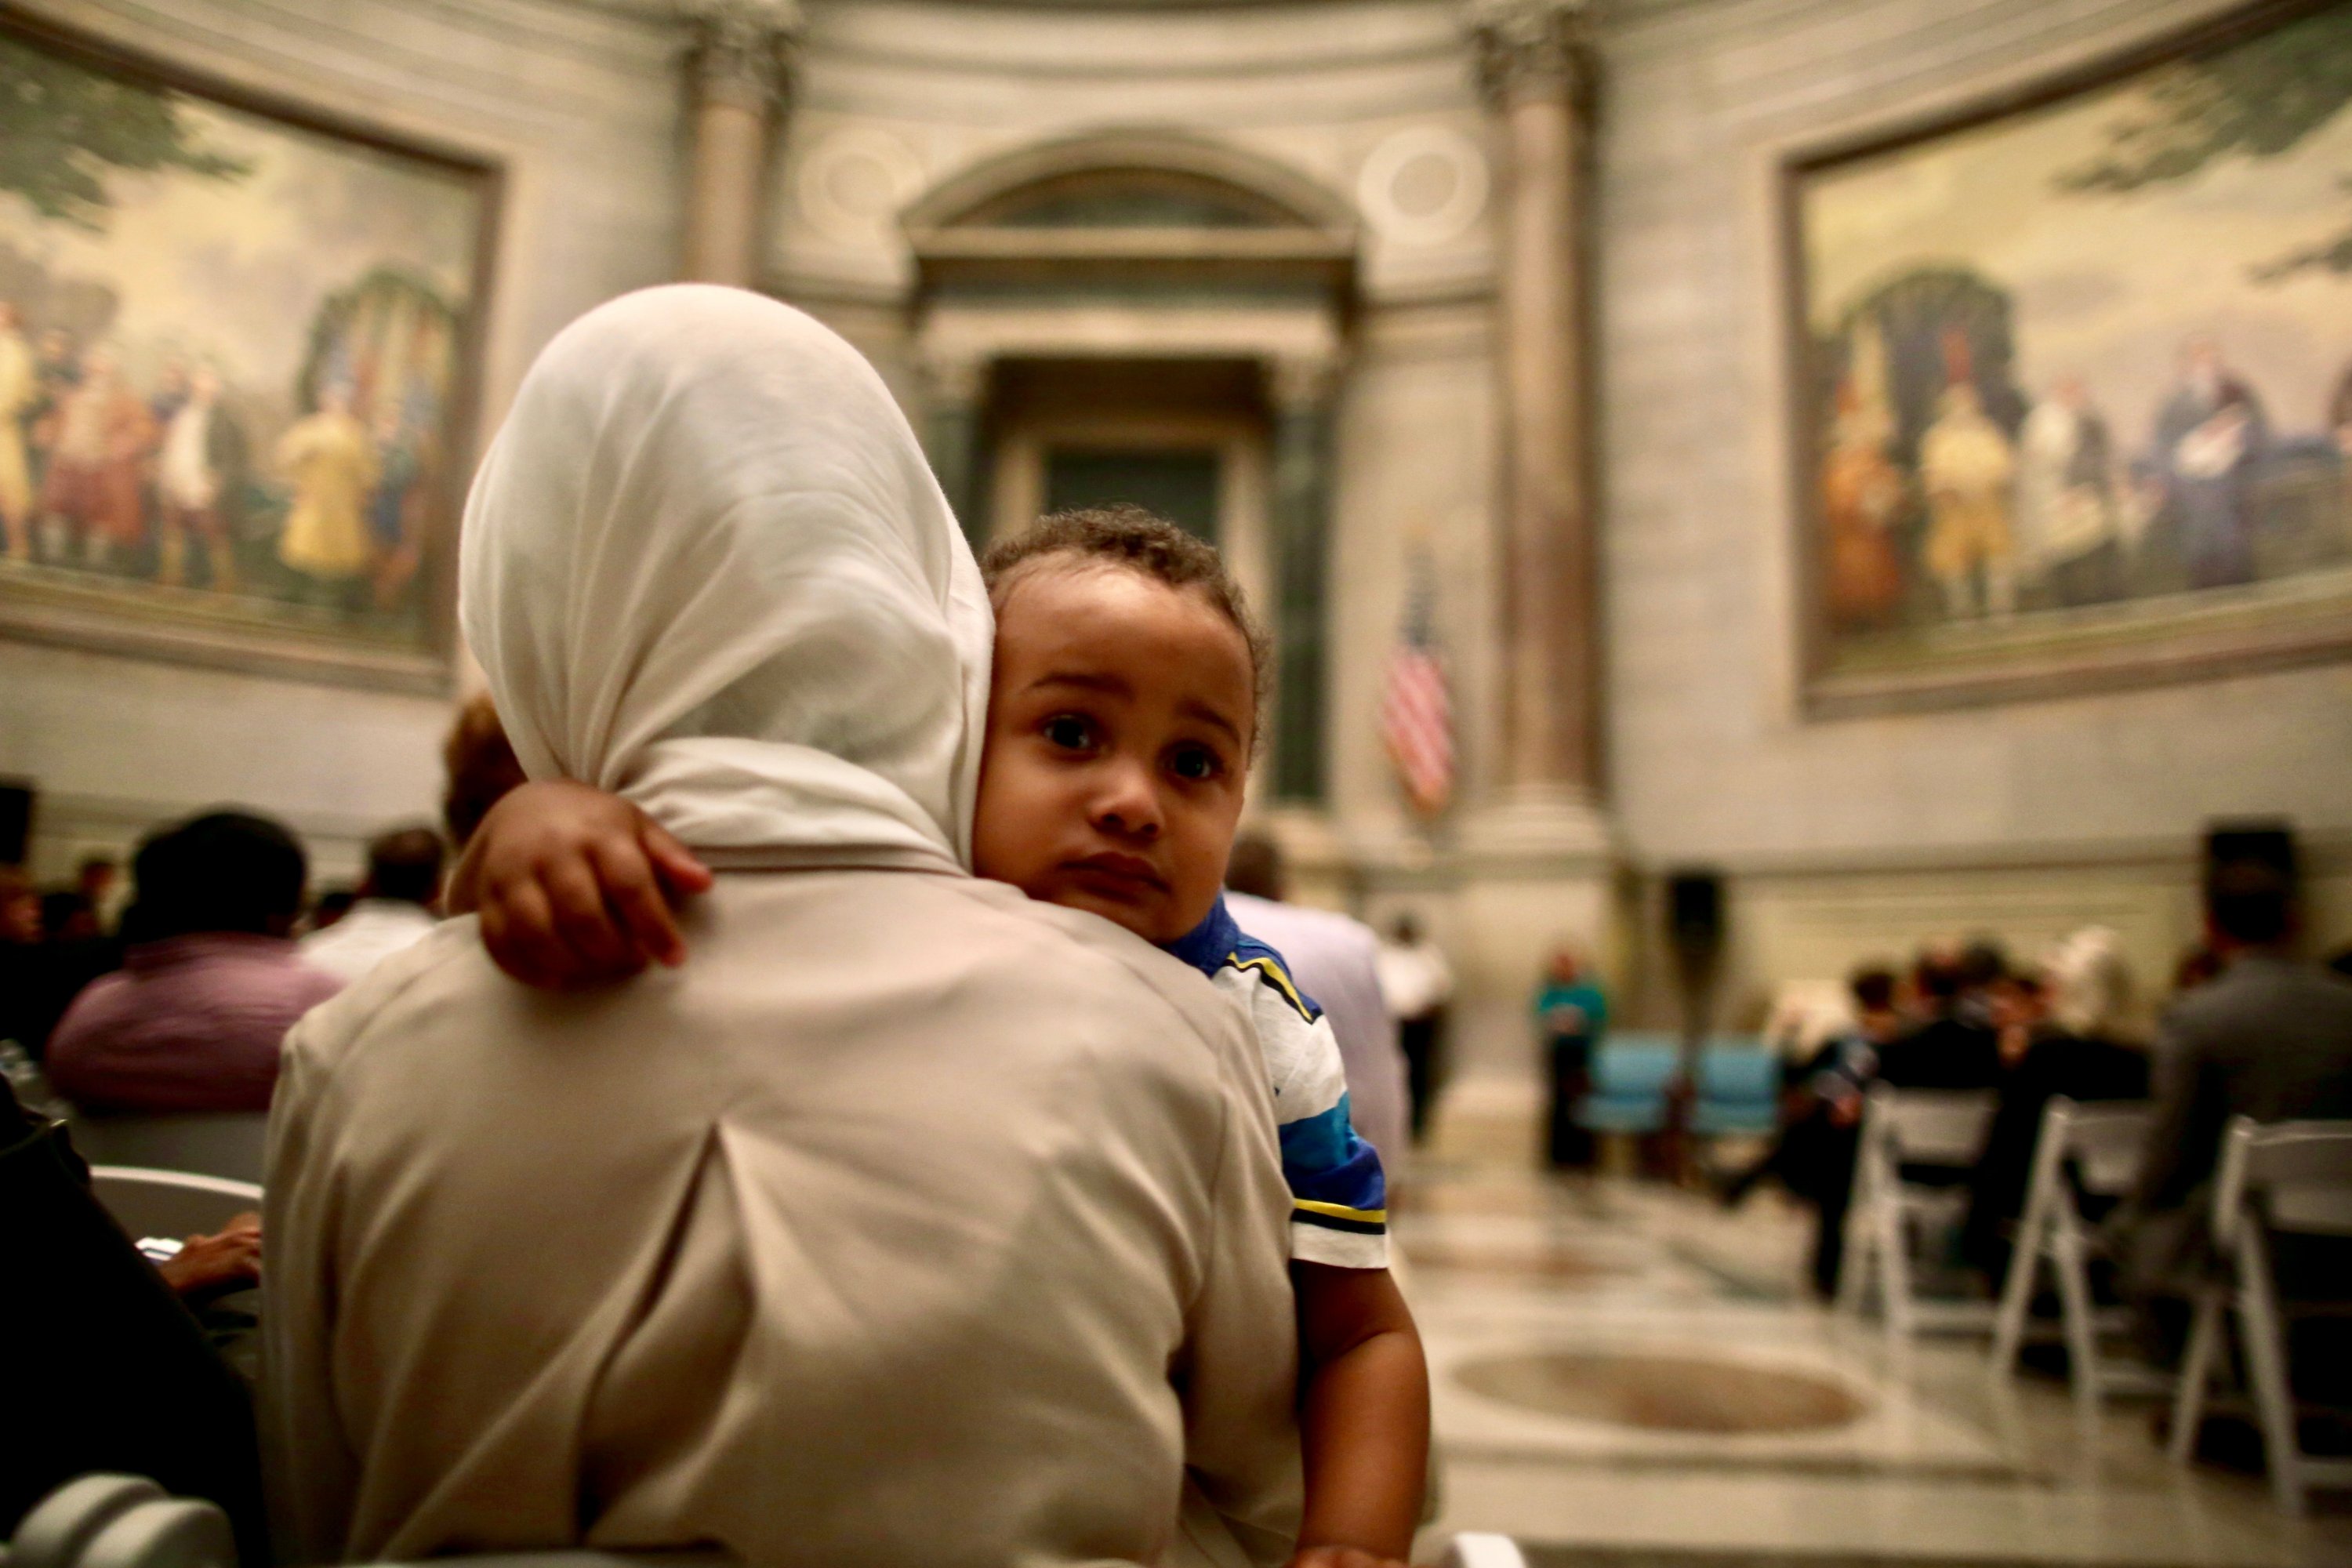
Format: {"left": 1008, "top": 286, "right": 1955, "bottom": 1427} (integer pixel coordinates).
{"left": 902, "top": 129, "right": 1358, "bottom": 804}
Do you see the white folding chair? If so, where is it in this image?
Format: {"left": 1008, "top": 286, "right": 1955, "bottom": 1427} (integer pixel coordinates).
{"left": 1989, "top": 1098, "right": 2168, "bottom": 1414}
{"left": 2168, "top": 1116, "right": 2352, "bottom": 1513}
{"left": 1838, "top": 1085, "right": 1998, "bottom": 1341}
{"left": 8, "top": 1475, "right": 234, "bottom": 1568}
{"left": 86, "top": 1167, "right": 263, "bottom": 1250}
{"left": 68, "top": 1113, "right": 270, "bottom": 1185}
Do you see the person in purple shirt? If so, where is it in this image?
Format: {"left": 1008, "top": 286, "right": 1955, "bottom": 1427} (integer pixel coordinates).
{"left": 49, "top": 811, "right": 341, "bottom": 1113}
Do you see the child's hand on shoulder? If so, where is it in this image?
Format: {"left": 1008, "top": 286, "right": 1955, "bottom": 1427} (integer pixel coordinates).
{"left": 448, "top": 779, "right": 712, "bottom": 989}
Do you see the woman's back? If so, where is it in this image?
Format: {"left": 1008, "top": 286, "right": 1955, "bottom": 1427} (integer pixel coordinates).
{"left": 263, "top": 869, "right": 1301, "bottom": 1568}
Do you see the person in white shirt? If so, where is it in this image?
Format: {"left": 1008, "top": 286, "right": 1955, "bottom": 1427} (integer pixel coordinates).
{"left": 1375, "top": 914, "right": 1454, "bottom": 1144}
{"left": 297, "top": 826, "right": 442, "bottom": 985}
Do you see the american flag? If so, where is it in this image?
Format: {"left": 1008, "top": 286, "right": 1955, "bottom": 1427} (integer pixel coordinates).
{"left": 1381, "top": 546, "right": 1454, "bottom": 818}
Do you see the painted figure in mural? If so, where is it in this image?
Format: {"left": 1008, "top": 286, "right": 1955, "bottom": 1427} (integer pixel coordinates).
{"left": 0, "top": 302, "right": 35, "bottom": 561}
{"left": 26, "top": 328, "right": 78, "bottom": 499}
{"left": 149, "top": 360, "right": 192, "bottom": 428}
{"left": 2327, "top": 361, "right": 2352, "bottom": 536}
{"left": 40, "top": 348, "right": 157, "bottom": 571}
{"left": 275, "top": 383, "right": 379, "bottom": 586}
{"left": 2019, "top": 376, "right": 2125, "bottom": 608}
{"left": 367, "top": 397, "right": 428, "bottom": 609}
{"left": 1822, "top": 377, "right": 1906, "bottom": 630}
{"left": 1920, "top": 379, "right": 2017, "bottom": 619}
{"left": 155, "top": 365, "right": 249, "bottom": 592}
{"left": 2151, "top": 336, "right": 2267, "bottom": 590}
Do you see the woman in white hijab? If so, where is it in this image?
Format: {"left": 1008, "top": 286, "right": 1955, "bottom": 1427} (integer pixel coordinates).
{"left": 262, "top": 286, "right": 1301, "bottom": 1568}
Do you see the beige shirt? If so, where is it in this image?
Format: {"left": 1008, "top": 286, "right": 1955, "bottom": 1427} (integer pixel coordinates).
{"left": 263, "top": 869, "right": 1301, "bottom": 1568}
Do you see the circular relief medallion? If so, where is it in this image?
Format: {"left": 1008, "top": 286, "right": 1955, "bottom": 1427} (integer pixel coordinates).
{"left": 796, "top": 126, "right": 927, "bottom": 247}
{"left": 1454, "top": 1350, "right": 1871, "bottom": 1434}
{"left": 1356, "top": 125, "right": 1489, "bottom": 248}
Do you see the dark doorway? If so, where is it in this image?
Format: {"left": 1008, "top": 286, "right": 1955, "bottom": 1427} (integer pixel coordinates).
{"left": 1044, "top": 448, "right": 1221, "bottom": 546}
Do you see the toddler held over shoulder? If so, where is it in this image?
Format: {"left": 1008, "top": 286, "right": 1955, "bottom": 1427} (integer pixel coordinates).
{"left": 452, "top": 505, "right": 1429, "bottom": 1568}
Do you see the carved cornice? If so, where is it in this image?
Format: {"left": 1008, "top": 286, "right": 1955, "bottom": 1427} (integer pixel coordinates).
{"left": 1465, "top": 0, "right": 1594, "bottom": 110}
{"left": 676, "top": 0, "right": 804, "bottom": 111}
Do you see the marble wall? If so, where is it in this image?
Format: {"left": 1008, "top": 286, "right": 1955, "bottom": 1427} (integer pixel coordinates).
{"left": 3, "top": 0, "right": 2344, "bottom": 1038}
{"left": 0, "top": 0, "right": 682, "bottom": 879}
{"left": 1595, "top": 0, "right": 2352, "bottom": 1032}
{"left": 774, "top": 0, "right": 1506, "bottom": 851}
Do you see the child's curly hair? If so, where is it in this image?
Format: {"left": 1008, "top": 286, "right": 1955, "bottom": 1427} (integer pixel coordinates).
{"left": 978, "top": 504, "right": 1271, "bottom": 730}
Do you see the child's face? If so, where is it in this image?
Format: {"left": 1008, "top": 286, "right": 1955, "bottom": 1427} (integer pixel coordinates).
{"left": 971, "top": 561, "right": 1254, "bottom": 946}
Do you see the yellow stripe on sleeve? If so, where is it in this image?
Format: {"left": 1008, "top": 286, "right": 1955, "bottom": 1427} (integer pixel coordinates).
{"left": 1230, "top": 955, "right": 1316, "bottom": 1022}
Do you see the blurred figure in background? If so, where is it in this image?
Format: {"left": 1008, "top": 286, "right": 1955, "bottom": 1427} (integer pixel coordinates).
{"left": 1536, "top": 947, "right": 1608, "bottom": 1171}
{"left": 298, "top": 826, "right": 445, "bottom": 985}
{"left": 1224, "top": 831, "right": 1411, "bottom": 1179}
{"left": 307, "top": 888, "right": 358, "bottom": 931}
{"left": 1377, "top": 913, "right": 1453, "bottom": 1144}
{"left": 2171, "top": 942, "right": 2224, "bottom": 996}
{"left": 2118, "top": 859, "right": 2352, "bottom": 1311}
{"left": 1725, "top": 964, "right": 1904, "bottom": 1299}
{"left": 47, "top": 810, "right": 339, "bottom": 1112}
{"left": 1, "top": 866, "right": 44, "bottom": 1051}
{"left": 441, "top": 690, "right": 526, "bottom": 851}
{"left": 76, "top": 855, "right": 121, "bottom": 934}
{"left": 1962, "top": 928, "right": 2151, "bottom": 1279}
{"left": 1877, "top": 947, "right": 2002, "bottom": 1090}
{"left": 44, "top": 887, "right": 100, "bottom": 944}
{"left": 1955, "top": 937, "right": 2011, "bottom": 1028}
{"left": 2, "top": 875, "right": 122, "bottom": 1064}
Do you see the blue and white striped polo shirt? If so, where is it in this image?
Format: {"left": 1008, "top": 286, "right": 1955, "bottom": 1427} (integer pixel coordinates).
{"left": 1166, "top": 895, "right": 1389, "bottom": 1270}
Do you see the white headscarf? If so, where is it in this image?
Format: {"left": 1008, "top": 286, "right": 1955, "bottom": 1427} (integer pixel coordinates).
{"left": 459, "top": 285, "right": 990, "bottom": 876}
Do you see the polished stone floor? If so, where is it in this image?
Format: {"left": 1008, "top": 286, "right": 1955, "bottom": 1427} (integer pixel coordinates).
{"left": 1399, "top": 1163, "right": 2352, "bottom": 1568}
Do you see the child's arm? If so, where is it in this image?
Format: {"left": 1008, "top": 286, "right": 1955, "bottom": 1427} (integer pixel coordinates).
{"left": 446, "top": 779, "right": 711, "bottom": 987}
{"left": 1290, "top": 1261, "right": 1429, "bottom": 1568}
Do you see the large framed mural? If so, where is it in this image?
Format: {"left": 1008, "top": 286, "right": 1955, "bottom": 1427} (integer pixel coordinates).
{"left": 1788, "top": 0, "right": 2352, "bottom": 716}
{"left": 0, "top": 14, "right": 495, "bottom": 693}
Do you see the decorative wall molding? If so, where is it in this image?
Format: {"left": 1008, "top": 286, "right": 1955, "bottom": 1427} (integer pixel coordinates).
{"left": 1465, "top": 0, "right": 1592, "bottom": 107}
{"left": 675, "top": 0, "right": 804, "bottom": 110}
{"left": 1357, "top": 124, "right": 1490, "bottom": 248}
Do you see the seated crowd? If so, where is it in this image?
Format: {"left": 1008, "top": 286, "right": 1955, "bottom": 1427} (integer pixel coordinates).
{"left": 1728, "top": 859, "right": 2352, "bottom": 1423}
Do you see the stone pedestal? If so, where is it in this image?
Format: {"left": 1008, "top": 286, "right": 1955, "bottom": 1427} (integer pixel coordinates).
{"left": 1437, "top": 788, "right": 1621, "bottom": 1161}
{"left": 677, "top": 0, "right": 801, "bottom": 288}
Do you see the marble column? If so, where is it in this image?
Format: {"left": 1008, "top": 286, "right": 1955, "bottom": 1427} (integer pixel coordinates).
{"left": 677, "top": 0, "right": 802, "bottom": 288}
{"left": 1267, "top": 355, "right": 1338, "bottom": 804}
{"left": 1436, "top": 0, "right": 1613, "bottom": 1144}
{"left": 923, "top": 353, "right": 991, "bottom": 552}
{"left": 1469, "top": 0, "right": 1599, "bottom": 808}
